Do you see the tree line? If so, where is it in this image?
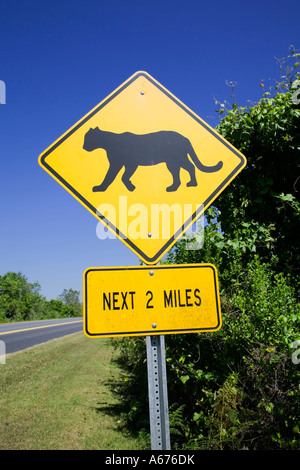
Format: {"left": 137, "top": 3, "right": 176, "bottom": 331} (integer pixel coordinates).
{"left": 113, "top": 48, "right": 300, "bottom": 450}
{"left": 0, "top": 271, "right": 82, "bottom": 322}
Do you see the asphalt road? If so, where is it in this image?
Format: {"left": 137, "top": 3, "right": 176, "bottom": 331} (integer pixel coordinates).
{"left": 0, "top": 317, "right": 83, "bottom": 354}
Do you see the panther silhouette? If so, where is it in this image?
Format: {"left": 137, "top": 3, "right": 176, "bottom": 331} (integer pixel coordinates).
{"left": 83, "top": 127, "right": 223, "bottom": 192}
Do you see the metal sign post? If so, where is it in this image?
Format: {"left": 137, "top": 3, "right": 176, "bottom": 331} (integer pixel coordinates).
{"left": 146, "top": 335, "right": 171, "bottom": 450}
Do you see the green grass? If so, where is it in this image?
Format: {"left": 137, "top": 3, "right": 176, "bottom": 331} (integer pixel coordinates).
{"left": 0, "top": 333, "right": 149, "bottom": 450}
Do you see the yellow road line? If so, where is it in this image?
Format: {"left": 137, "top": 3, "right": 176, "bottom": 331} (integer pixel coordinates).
{"left": 0, "top": 320, "right": 83, "bottom": 335}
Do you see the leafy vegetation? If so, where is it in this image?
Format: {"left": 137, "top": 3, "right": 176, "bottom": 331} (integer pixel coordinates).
{"left": 0, "top": 271, "right": 82, "bottom": 322}
{"left": 113, "top": 48, "right": 300, "bottom": 450}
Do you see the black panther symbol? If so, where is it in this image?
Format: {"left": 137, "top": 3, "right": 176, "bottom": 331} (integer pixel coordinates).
{"left": 83, "top": 127, "right": 223, "bottom": 192}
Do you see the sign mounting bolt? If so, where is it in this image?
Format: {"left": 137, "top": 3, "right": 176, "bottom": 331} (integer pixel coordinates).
{"left": 152, "top": 323, "right": 157, "bottom": 329}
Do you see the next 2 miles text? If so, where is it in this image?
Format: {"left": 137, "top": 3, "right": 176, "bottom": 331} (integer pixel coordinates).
{"left": 101, "top": 288, "right": 202, "bottom": 311}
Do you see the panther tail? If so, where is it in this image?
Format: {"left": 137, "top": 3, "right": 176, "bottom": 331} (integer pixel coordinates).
{"left": 187, "top": 141, "right": 223, "bottom": 173}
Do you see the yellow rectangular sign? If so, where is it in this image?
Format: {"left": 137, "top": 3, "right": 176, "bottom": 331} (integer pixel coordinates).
{"left": 83, "top": 264, "right": 221, "bottom": 338}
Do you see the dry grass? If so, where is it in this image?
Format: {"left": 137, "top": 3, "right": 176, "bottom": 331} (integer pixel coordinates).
{"left": 0, "top": 333, "right": 148, "bottom": 450}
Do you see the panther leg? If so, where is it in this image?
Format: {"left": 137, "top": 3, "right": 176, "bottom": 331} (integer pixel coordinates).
{"left": 166, "top": 165, "right": 181, "bottom": 192}
{"left": 121, "top": 165, "right": 137, "bottom": 191}
{"left": 92, "top": 163, "right": 122, "bottom": 192}
{"left": 183, "top": 159, "right": 197, "bottom": 187}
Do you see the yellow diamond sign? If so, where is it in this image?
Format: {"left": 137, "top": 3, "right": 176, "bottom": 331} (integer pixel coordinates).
{"left": 39, "top": 71, "right": 246, "bottom": 264}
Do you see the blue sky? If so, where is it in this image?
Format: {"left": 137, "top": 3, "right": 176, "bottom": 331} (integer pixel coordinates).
{"left": 0, "top": 0, "right": 299, "bottom": 300}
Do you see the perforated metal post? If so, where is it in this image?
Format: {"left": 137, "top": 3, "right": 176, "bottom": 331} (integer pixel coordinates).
{"left": 146, "top": 335, "right": 171, "bottom": 450}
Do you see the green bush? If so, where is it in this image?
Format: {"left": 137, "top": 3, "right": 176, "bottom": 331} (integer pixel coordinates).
{"left": 165, "top": 257, "right": 299, "bottom": 449}
{"left": 0, "top": 272, "right": 44, "bottom": 321}
{"left": 114, "top": 254, "right": 299, "bottom": 449}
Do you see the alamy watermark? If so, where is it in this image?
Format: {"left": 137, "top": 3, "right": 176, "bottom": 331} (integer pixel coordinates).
{"left": 291, "top": 79, "right": 300, "bottom": 105}
{"left": 0, "top": 340, "right": 6, "bottom": 364}
{"left": 291, "top": 340, "right": 300, "bottom": 365}
{"left": 0, "top": 80, "right": 6, "bottom": 104}
{"left": 96, "top": 197, "right": 204, "bottom": 250}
